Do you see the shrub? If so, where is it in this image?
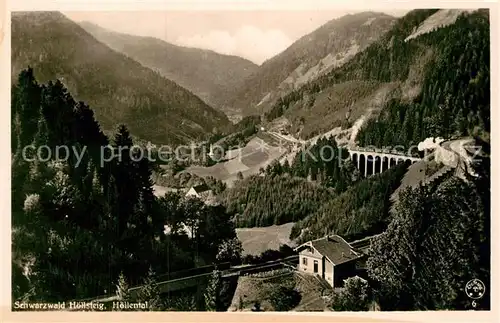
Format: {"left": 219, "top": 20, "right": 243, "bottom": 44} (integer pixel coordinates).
{"left": 268, "top": 286, "right": 301, "bottom": 311}
{"left": 330, "top": 276, "right": 371, "bottom": 311}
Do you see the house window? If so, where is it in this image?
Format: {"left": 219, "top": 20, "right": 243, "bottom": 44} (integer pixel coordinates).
{"left": 313, "top": 260, "right": 318, "bottom": 273}
{"left": 302, "top": 257, "right": 308, "bottom": 266}
{"left": 311, "top": 248, "right": 314, "bottom": 254}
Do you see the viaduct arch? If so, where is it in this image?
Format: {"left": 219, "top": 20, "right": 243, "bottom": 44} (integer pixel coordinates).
{"left": 348, "top": 149, "right": 421, "bottom": 177}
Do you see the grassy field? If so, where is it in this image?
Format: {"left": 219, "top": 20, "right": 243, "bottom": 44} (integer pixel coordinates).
{"left": 236, "top": 223, "right": 296, "bottom": 256}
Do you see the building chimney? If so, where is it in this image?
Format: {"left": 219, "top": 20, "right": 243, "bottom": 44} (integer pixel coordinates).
{"left": 341, "top": 252, "right": 345, "bottom": 258}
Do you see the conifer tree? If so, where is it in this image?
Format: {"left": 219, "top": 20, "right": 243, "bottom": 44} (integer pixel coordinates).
{"left": 116, "top": 272, "right": 130, "bottom": 302}
{"left": 204, "top": 269, "right": 222, "bottom": 311}
{"left": 13, "top": 67, "right": 42, "bottom": 149}
{"left": 367, "top": 175, "right": 488, "bottom": 310}
{"left": 138, "top": 266, "right": 162, "bottom": 310}
{"left": 112, "top": 124, "right": 139, "bottom": 248}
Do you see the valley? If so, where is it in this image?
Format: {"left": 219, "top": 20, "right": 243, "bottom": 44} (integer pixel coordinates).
{"left": 185, "top": 134, "right": 286, "bottom": 187}
{"left": 79, "top": 21, "right": 258, "bottom": 116}
{"left": 10, "top": 8, "right": 491, "bottom": 313}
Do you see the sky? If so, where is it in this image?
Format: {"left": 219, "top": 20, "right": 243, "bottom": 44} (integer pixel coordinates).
{"left": 64, "top": 10, "right": 408, "bottom": 65}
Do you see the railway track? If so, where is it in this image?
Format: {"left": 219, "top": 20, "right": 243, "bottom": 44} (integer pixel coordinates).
{"left": 71, "top": 255, "right": 299, "bottom": 304}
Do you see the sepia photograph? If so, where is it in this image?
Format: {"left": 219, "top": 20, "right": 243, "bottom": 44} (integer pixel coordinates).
{"left": 7, "top": 3, "right": 492, "bottom": 315}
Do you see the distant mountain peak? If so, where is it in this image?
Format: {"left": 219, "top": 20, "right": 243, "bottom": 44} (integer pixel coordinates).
{"left": 77, "top": 20, "right": 258, "bottom": 120}
{"left": 226, "top": 11, "right": 397, "bottom": 117}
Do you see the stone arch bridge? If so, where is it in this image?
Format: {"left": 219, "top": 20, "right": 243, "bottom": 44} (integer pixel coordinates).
{"left": 348, "top": 147, "right": 421, "bottom": 177}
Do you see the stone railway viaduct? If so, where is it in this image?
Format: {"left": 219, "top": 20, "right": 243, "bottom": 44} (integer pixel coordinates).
{"left": 347, "top": 147, "right": 421, "bottom": 177}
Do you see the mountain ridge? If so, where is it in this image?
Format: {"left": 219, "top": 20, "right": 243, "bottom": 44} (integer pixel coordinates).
{"left": 79, "top": 21, "right": 257, "bottom": 62}
{"left": 260, "top": 9, "right": 489, "bottom": 143}
{"left": 11, "top": 11, "right": 230, "bottom": 145}
{"left": 78, "top": 20, "right": 258, "bottom": 120}
{"left": 224, "top": 11, "right": 397, "bottom": 117}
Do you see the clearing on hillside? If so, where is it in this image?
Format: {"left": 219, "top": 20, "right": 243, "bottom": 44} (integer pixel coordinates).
{"left": 152, "top": 185, "right": 182, "bottom": 197}
{"left": 186, "top": 136, "right": 286, "bottom": 187}
{"left": 236, "top": 223, "right": 297, "bottom": 256}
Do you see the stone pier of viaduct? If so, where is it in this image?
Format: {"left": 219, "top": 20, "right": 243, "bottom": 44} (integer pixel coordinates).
{"left": 348, "top": 148, "right": 421, "bottom": 177}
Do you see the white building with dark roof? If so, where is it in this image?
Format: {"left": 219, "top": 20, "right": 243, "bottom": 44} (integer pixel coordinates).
{"left": 185, "top": 183, "right": 217, "bottom": 205}
{"left": 294, "top": 235, "right": 366, "bottom": 288}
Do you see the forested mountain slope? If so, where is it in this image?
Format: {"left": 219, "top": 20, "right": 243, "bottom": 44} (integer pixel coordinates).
{"left": 269, "top": 10, "right": 491, "bottom": 310}
{"left": 79, "top": 21, "right": 258, "bottom": 116}
{"left": 355, "top": 9, "right": 489, "bottom": 146}
{"left": 221, "top": 137, "right": 361, "bottom": 228}
{"left": 261, "top": 9, "right": 489, "bottom": 143}
{"left": 290, "top": 162, "right": 409, "bottom": 243}
{"left": 12, "top": 68, "right": 238, "bottom": 304}
{"left": 367, "top": 154, "right": 490, "bottom": 310}
{"left": 225, "top": 12, "right": 396, "bottom": 117}
{"left": 11, "top": 11, "right": 230, "bottom": 145}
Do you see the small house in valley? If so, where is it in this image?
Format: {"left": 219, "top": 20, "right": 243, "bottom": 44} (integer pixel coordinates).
{"left": 294, "top": 235, "right": 365, "bottom": 288}
{"left": 185, "top": 184, "right": 211, "bottom": 198}
{"left": 185, "top": 184, "right": 216, "bottom": 204}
